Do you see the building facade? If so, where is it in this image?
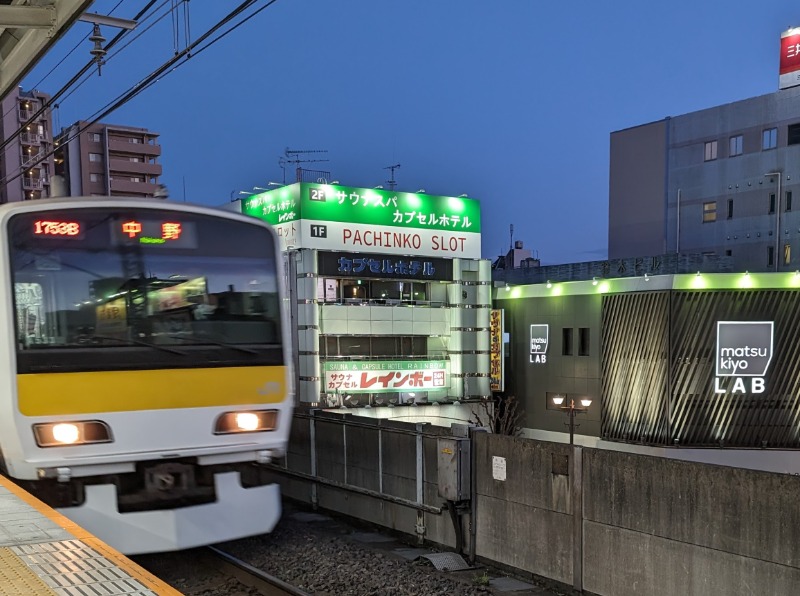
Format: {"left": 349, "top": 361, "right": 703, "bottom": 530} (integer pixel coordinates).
{"left": 497, "top": 272, "right": 800, "bottom": 448}
{"left": 609, "top": 27, "right": 800, "bottom": 271}
{"left": 56, "top": 121, "right": 162, "bottom": 197}
{"left": 609, "top": 85, "right": 800, "bottom": 271}
{"left": 239, "top": 182, "right": 492, "bottom": 420}
{"left": 0, "top": 88, "right": 56, "bottom": 202}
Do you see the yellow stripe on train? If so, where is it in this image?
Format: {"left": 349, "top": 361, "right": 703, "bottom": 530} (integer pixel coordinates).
{"left": 17, "top": 366, "right": 288, "bottom": 416}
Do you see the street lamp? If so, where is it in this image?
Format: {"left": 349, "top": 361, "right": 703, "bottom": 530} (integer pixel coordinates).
{"left": 552, "top": 395, "right": 592, "bottom": 445}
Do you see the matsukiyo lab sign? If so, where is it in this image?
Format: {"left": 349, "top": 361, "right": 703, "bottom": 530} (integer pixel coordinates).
{"left": 714, "top": 321, "right": 774, "bottom": 394}
{"left": 240, "top": 183, "right": 482, "bottom": 258}
{"left": 529, "top": 324, "right": 549, "bottom": 364}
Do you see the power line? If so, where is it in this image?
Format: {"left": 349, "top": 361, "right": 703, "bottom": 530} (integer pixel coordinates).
{"left": 0, "top": 0, "right": 281, "bottom": 190}
{"left": 0, "top": 0, "right": 130, "bottom": 120}
{"left": 0, "top": 0, "right": 169, "bottom": 157}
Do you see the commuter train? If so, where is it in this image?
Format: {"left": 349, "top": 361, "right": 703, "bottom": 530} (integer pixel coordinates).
{"left": 0, "top": 198, "right": 292, "bottom": 554}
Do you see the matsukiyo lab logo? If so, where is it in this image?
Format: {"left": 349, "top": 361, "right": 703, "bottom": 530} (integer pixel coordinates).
{"left": 529, "top": 324, "right": 549, "bottom": 364}
{"left": 714, "top": 321, "right": 774, "bottom": 394}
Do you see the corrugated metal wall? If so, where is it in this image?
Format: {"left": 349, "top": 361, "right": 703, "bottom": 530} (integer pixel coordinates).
{"left": 601, "top": 292, "right": 670, "bottom": 444}
{"left": 603, "top": 290, "right": 800, "bottom": 448}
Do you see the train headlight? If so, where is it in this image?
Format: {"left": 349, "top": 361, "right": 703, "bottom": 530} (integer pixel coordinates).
{"left": 33, "top": 420, "right": 113, "bottom": 447}
{"left": 214, "top": 410, "right": 277, "bottom": 435}
{"left": 235, "top": 413, "right": 259, "bottom": 431}
{"left": 53, "top": 423, "right": 79, "bottom": 444}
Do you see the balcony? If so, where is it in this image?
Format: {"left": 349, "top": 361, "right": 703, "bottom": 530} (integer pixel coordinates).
{"left": 22, "top": 177, "right": 42, "bottom": 190}
{"left": 18, "top": 109, "right": 33, "bottom": 121}
{"left": 21, "top": 153, "right": 43, "bottom": 167}
{"left": 108, "top": 138, "right": 161, "bottom": 156}
{"left": 109, "top": 178, "right": 160, "bottom": 196}
{"left": 108, "top": 158, "right": 161, "bottom": 176}
{"left": 20, "top": 132, "right": 41, "bottom": 145}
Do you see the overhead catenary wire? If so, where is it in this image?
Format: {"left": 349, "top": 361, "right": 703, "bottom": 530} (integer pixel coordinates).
{"left": 1, "top": 0, "right": 130, "bottom": 120}
{"left": 0, "top": 0, "right": 168, "bottom": 157}
{"left": 1, "top": 0, "right": 280, "bottom": 190}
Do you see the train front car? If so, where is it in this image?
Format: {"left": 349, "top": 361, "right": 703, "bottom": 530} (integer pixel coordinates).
{"left": 0, "top": 199, "right": 292, "bottom": 554}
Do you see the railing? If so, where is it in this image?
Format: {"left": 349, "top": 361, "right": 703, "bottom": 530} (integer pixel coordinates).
{"left": 319, "top": 298, "right": 448, "bottom": 308}
{"left": 21, "top": 153, "right": 43, "bottom": 167}
{"left": 18, "top": 109, "right": 33, "bottom": 121}
{"left": 20, "top": 132, "right": 40, "bottom": 145}
{"left": 269, "top": 410, "right": 446, "bottom": 546}
{"left": 22, "top": 177, "right": 42, "bottom": 190}
{"left": 322, "top": 353, "right": 449, "bottom": 362}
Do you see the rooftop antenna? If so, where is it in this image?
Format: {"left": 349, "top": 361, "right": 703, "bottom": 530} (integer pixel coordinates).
{"left": 509, "top": 224, "right": 514, "bottom": 251}
{"left": 384, "top": 163, "right": 401, "bottom": 190}
{"left": 283, "top": 148, "right": 329, "bottom": 183}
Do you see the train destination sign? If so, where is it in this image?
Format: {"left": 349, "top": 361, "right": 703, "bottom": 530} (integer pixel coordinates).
{"left": 240, "top": 183, "right": 481, "bottom": 258}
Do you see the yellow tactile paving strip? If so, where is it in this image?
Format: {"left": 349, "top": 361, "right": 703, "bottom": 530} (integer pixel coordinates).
{"left": 0, "top": 475, "right": 181, "bottom": 595}
{"left": 0, "top": 547, "right": 55, "bottom": 594}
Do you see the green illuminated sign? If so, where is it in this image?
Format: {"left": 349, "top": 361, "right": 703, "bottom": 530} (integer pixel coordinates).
{"left": 242, "top": 183, "right": 480, "bottom": 231}
{"left": 241, "top": 185, "right": 300, "bottom": 227}
{"left": 240, "top": 183, "right": 482, "bottom": 258}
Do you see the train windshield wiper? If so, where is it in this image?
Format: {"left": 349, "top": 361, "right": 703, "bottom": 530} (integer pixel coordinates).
{"left": 86, "top": 334, "right": 188, "bottom": 355}
{"left": 167, "top": 334, "right": 259, "bottom": 354}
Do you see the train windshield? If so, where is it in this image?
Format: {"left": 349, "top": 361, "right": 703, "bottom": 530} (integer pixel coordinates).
{"left": 9, "top": 207, "right": 283, "bottom": 373}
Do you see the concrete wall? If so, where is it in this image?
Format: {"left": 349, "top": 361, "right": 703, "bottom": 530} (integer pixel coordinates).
{"left": 582, "top": 449, "right": 800, "bottom": 595}
{"left": 474, "top": 433, "right": 573, "bottom": 584}
{"left": 608, "top": 120, "right": 668, "bottom": 259}
{"left": 277, "top": 413, "right": 800, "bottom": 595}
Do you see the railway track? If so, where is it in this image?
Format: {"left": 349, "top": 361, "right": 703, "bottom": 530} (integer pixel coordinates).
{"left": 205, "top": 546, "right": 311, "bottom": 596}
{"left": 132, "top": 545, "right": 312, "bottom": 595}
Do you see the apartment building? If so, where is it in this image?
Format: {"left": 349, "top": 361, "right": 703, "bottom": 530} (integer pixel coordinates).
{"left": 0, "top": 88, "right": 56, "bottom": 202}
{"left": 56, "top": 121, "right": 162, "bottom": 198}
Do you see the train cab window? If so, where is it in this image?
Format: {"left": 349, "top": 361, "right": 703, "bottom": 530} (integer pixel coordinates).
{"left": 8, "top": 208, "right": 284, "bottom": 373}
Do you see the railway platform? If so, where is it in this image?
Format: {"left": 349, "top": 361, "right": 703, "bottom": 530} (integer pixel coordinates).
{"left": 0, "top": 474, "right": 179, "bottom": 595}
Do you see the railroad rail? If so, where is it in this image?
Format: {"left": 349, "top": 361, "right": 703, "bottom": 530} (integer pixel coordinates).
{"left": 206, "top": 546, "right": 312, "bottom": 596}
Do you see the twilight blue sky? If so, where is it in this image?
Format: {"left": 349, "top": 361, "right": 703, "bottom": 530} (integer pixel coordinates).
{"left": 19, "top": 1, "right": 800, "bottom": 263}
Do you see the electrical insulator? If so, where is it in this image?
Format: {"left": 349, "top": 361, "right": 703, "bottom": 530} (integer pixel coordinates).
{"left": 89, "top": 24, "right": 107, "bottom": 75}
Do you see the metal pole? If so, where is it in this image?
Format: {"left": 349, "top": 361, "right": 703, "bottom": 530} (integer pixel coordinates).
{"left": 676, "top": 188, "right": 681, "bottom": 254}
{"left": 415, "top": 423, "right": 425, "bottom": 545}
{"left": 378, "top": 427, "right": 383, "bottom": 493}
{"left": 309, "top": 411, "right": 318, "bottom": 509}
{"left": 777, "top": 175, "right": 782, "bottom": 272}
{"left": 766, "top": 172, "right": 782, "bottom": 271}
{"left": 569, "top": 403, "right": 575, "bottom": 446}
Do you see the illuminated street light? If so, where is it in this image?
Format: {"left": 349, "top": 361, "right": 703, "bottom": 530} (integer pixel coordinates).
{"left": 552, "top": 396, "right": 592, "bottom": 445}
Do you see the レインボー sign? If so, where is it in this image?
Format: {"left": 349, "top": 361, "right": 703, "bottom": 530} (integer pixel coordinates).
{"left": 324, "top": 360, "right": 449, "bottom": 393}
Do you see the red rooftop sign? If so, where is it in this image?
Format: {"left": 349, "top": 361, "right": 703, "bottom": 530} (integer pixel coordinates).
{"left": 780, "top": 27, "right": 800, "bottom": 89}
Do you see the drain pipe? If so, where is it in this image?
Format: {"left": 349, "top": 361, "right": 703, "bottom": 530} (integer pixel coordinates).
{"left": 446, "top": 500, "right": 464, "bottom": 555}
{"left": 468, "top": 426, "right": 487, "bottom": 565}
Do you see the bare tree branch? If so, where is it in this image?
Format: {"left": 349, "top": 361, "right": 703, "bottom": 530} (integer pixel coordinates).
{"left": 470, "top": 395, "right": 524, "bottom": 436}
